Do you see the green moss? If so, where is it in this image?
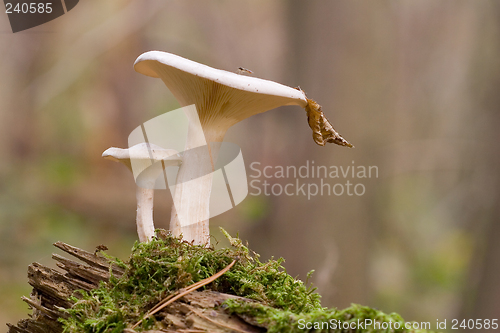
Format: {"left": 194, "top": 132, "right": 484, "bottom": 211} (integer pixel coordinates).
{"left": 225, "top": 301, "right": 434, "bottom": 333}
{"left": 60, "top": 229, "right": 435, "bottom": 333}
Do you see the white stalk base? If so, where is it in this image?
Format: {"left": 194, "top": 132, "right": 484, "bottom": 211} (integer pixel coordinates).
{"left": 136, "top": 187, "right": 155, "bottom": 242}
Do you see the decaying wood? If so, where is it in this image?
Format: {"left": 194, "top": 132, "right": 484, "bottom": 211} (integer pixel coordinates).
{"left": 7, "top": 243, "right": 265, "bottom": 333}
{"left": 134, "top": 260, "right": 237, "bottom": 329}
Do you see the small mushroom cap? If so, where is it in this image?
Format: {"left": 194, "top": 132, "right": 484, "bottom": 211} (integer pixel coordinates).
{"left": 103, "top": 143, "right": 181, "bottom": 161}
{"left": 134, "top": 51, "right": 308, "bottom": 131}
{"left": 102, "top": 143, "right": 182, "bottom": 172}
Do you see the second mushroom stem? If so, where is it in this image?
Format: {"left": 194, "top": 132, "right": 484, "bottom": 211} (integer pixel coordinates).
{"left": 169, "top": 142, "right": 218, "bottom": 245}
{"left": 136, "top": 186, "right": 155, "bottom": 242}
{"left": 169, "top": 108, "right": 223, "bottom": 246}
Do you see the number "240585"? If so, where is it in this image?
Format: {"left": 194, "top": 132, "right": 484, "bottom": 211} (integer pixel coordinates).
{"left": 5, "top": 3, "right": 53, "bottom": 14}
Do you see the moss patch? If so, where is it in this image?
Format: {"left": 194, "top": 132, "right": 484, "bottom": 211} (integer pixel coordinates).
{"left": 61, "top": 229, "right": 435, "bottom": 333}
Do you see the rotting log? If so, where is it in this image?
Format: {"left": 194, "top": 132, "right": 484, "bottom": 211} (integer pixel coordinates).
{"left": 7, "top": 242, "right": 265, "bottom": 333}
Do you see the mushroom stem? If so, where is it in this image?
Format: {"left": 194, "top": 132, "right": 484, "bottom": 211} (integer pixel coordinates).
{"left": 170, "top": 124, "right": 224, "bottom": 245}
{"left": 102, "top": 144, "right": 181, "bottom": 243}
{"left": 136, "top": 187, "right": 155, "bottom": 242}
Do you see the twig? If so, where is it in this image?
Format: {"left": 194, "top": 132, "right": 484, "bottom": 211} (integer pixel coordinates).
{"left": 132, "top": 260, "right": 236, "bottom": 329}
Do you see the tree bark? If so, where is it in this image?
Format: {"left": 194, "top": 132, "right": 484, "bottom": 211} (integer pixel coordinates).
{"left": 7, "top": 242, "right": 263, "bottom": 333}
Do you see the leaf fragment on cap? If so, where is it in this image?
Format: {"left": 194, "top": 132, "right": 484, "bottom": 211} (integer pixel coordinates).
{"left": 305, "top": 98, "right": 353, "bottom": 148}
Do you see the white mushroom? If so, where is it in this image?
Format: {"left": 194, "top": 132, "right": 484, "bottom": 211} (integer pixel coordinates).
{"left": 134, "top": 51, "right": 352, "bottom": 245}
{"left": 102, "top": 143, "right": 181, "bottom": 242}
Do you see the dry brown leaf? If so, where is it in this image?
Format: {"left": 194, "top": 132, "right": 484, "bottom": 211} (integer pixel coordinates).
{"left": 305, "top": 98, "right": 353, "bottom": 148}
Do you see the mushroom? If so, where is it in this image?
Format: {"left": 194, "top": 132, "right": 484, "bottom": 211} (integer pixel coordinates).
{"left": 102, "top": 143, "right": 182, "bottom": 242}
{"left": 134, "top": 51, "right": 352, "bottom": 245}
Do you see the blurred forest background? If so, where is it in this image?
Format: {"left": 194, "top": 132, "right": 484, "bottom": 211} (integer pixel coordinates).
{"left": 1, "top": 0, "right": 499, "bottom": 331}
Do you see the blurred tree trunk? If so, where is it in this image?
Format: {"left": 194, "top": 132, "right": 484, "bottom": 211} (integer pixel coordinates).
{"left": 460, "top": 3, "right": 500, "bottom": 323}
{"left": 467, "top": 209, "right": 500, "bottom": 322}
{"left": 460, "top": 104, "right": 500, "bottom": 330}
{"left": 268, "top": 0, "right": 376, "bottom": 308}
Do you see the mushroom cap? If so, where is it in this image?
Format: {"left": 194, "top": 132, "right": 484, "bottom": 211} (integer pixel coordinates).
{"left": 103, "top": 143, "right": 181, "bottom": 164}
{"left": 134, "top": 51, "right": 308, "bottom": 132}
{"left": 103, "top": 143, "right": 181, "bottom": 176}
